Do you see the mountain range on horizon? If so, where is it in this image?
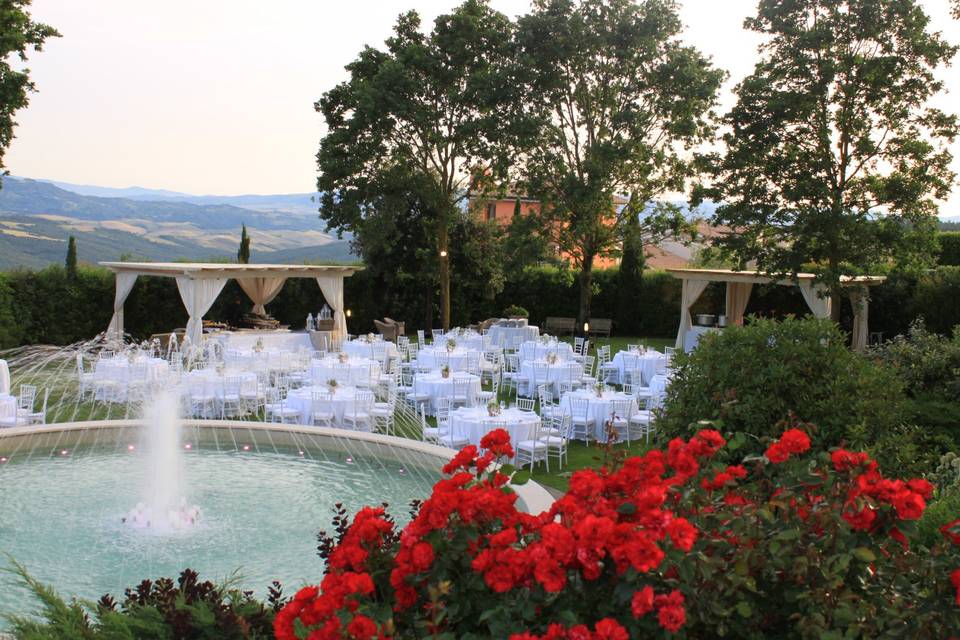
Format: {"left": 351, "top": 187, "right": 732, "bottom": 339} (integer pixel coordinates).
{"left": 0, "top": 176, "right": 356, "bottom": 270}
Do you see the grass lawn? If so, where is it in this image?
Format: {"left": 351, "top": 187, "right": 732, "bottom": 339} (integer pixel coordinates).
{"left": 525, "top": 438, "right": 653, "bottom": 493}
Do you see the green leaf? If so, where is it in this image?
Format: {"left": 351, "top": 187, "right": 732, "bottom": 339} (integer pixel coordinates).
{"left": 617, "top": 502, "right": 637, "bottom": 515}
{"left": 735, "top": 601, "right": 752, "bottom": 618}
{"left": 511, "top": 470, "right": 531, "bottom": 486}
{"left": 852, "top": 547, "right": 876, "bottom": 563}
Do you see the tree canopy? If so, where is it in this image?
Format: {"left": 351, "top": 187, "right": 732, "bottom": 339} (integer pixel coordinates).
{"left": 315, "top": 0, "right": 517, "bottom": 329}
{"left": 0, "top": 0, "right": 59, "bottom": 177}
{"left": 515, "top": 0, "right": 723, "bottom": 324}
{"left": 698, "top": 0, "right": 958, "bottom": 314}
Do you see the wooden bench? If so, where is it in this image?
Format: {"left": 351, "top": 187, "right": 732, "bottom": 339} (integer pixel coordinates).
{"left": 544, "top": 316, "right": 576, "bottom": 336}
{"left": 587, "top": 317, "right": 612, "bottom": 338}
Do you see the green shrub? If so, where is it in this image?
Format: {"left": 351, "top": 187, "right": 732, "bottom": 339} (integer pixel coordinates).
{"left": 917, "top": 486, "right": 960, "bottom": 548}
{"left": 6, "top": 565, "right": 280, "bottom": 639}
{"left": 503, "top": 304, "right": 529, "bottom": 318}
{"left": 845, "top": 422, "right": 959, "bottom": 479}
{"left": 659, "top": 316, "right": 905, "bottom": 449}
{"left": 869, "top": 319, "right": 960, "bottom": 400}
{"left": 938, "top": 231, "right": 960, "bottom": 266}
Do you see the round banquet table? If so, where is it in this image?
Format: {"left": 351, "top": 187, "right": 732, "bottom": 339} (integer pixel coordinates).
{"left": 518, "top": 361, "right": 583, "bottom": 397}
{"left": 448, "top": 406, "right": 541, "bottom": 462}
{"left": 342, "top": 340, "right": 398, "bottom": 361}
{"left": 93, "top": 357, "right": 169, "bottom": 399}
{"left": 608, "top": 349, "right": 666, "bottom": 385}
{"left": 223, "top": 348, "right": 303, "bottom": 373}
{"left": 286, "top": 384, "right": 362, "bottom": 427}
{"left": 182, "top": 369, "right": 258, "bottom": 399}
{"left": 558, "top": 389, "right": 639, "bottom": 442}
{"left": 416, "top": 347, "right": 479, "bottom": 373}
{"left": 309, "top": 357, "right": 380, "bottom": 387}
{"left": 413, "top": 372, "right": 481, "bottom": 415}
{"left": 0, "top": 393, "right": 15, "bottom": 421}
{"left": 487, "top": 324, "right": 539, "bottom": 347}
{"left": 443, "top": 332, "right": 487, "bottom": 352}
{"left": 646, "top": 373, "right": 672, "bottom": 408}
{"left": 517, "top": 340, "right": 574, "bottom": 364}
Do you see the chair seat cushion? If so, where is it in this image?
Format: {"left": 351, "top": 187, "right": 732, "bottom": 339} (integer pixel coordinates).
{"left": 517, "top": 439, "right": 547, "bottom": 450}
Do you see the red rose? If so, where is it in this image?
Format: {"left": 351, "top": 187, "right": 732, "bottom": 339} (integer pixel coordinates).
{"left": 666, "top": 517, "right": 698, "bottom": 552}
{"left": 654, "top": 591, "right": 687, "bottom": 633}
{"left": 779, "top": 428, "right": 811, "bottom": 454}
{"left": 346, "top": 614, "right": 378, "bottom": 639}
{"left": 892, "top": 489, "right": 925, "bottom": 520}
{"left": 631, "top": 585, "right": 655, "bottom": 618}
{"left": 594, "top": 618, "right": 629, "bottom": 640}
{"left": 411, "top": 541, "right": 435, "bottom": 572}
{"left": 765, "top": 442, "right": 790, "bottom": 464}
{"left": 951, "top": 568, "right": 960, "bottom": 606}
{"left": 831, "top": 449, "right": 870, "bottom": 472}
{"left": 843, "top": 503, "right": 877, "bottom": 531}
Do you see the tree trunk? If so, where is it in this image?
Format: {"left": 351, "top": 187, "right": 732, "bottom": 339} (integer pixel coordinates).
{"left": 578, "top": 253, "right": 594, "bottom": 333}
{"left": 438, "top": 225, "right": 451, "bottom": 331}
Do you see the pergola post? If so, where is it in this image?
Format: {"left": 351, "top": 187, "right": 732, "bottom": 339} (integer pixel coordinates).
{"left": 106, "top": 272, "right": 138, "bottom": 343}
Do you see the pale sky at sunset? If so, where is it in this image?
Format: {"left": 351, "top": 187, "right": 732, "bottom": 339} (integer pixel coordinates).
{"left": 6, "top": 0, "right": 960, "bottom": 214}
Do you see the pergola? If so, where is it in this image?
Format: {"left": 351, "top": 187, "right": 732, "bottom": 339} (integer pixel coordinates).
{"left": 666, "top": 268, "right": 886, "bottom": 351}
{"left": 100, "top": 262, "right": 362, "bottom": 345}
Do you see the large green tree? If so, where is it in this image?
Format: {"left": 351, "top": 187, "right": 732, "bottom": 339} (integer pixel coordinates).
{"left": 515, "top": 0, "right": 722, "bottom": 325}
{"left": 698, "top": 0, "right": 958, "bottom": 317}
{"left": 316, "top": 0, "right": 516, "bottom": 329}
{"left": 0, "top": 0, "right": 58, "bottom": 177}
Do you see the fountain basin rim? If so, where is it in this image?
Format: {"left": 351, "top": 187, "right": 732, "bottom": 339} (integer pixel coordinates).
{"left": 0, "top": 419, "right": 555, "bottom": 515}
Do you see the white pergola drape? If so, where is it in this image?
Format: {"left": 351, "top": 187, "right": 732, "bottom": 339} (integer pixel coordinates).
{"left": 316, "top": 276, "right": 347, "bottom": 340}
{"left": 724, "top": 282, "right": 753, "bottom": 327}
{"left": 176, "top": 276, "right": 228, "bottom": 346}
{"left": 238, "top": 277, "right": 287, "bottom": 315}
{"left": 849, "top": 286, "right": 869, "bottom": 351}
{"left": 798, "top": 281, "right": 832, "bottom": 319}
{"left": 0, "top": 359, "right": 9, "bottom": 396}
{"left": 675, "top": 279, "right": 710, "bottom": 349}
{"left": 106, "top": 273, "right": 138, "bottom": 341}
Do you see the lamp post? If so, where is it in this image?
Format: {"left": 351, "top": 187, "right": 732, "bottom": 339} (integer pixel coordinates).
{"left": 583, "top": 321, "right": 590, "bottom": 337}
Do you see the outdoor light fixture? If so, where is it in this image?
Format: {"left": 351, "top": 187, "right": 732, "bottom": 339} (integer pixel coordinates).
{"left": 439, "top": 249, "right": 448, "bottom": 258}
{"left": 584, "top": 322, "right": 590, "bottom": 333}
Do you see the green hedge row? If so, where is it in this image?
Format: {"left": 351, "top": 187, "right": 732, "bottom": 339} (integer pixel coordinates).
{"left": 1, "top": 264, "right": 959, "bottom": 348}
{"left": 939, "top": 232, "right": 960, "bottom": 266}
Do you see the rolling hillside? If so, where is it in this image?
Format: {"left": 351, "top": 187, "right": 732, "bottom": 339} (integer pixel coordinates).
{"left": 0, "top": 177, "right": 354, "bottom": 270}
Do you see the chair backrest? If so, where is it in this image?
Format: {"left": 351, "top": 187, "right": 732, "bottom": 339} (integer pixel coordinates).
{"left": 597, "top": 345, "right": 611, "bottom": 364}
{"left": 18, "top": 384, "right": 37, "bottom": 410}
{"left": 505, "top": 354, "right": 519, "bottom": 372}
{"left": 569, "top": 395, "right": 589, "bottom": 418}
{"left": 664, "top": 346, "right": 677, "bottom": 357}
{"left": 621, "top": 353, "right": 638, "bottom": 370}
{"left": 538, "top": 385, "right": 555, "bottom": 408}
{"left": 417, "top": 329, "right": 426, "bottom": 344}
{"left": 224, "top": 376, "right": 242, "bottom": 394}
{"left": 466, "top": 352, "right": 481, "bottom": 376}
{"left": 311, "top": 390, "right": 333, "bottom": 411}
{"left": 611, "top": 398, "right": 632, "bottom": 422}
{"left": 354, "top": 389, "right": 374, "bottom": 413}
{"left": 433, "top": 328, "right": 445, "bottom": 340}
{"left": 574, "top": 336, "right": 585, "bottom": 353}
{"left": 516, "top": 397, "right": 535, "bottom": 412}
{"left": 453, "top": 377, "right": 473, "bottom": 404}
{"left": 76, "top": 352, "right": 86, "bottom": 374}
{"left": 436, "top": 397, "right": 451, "bottom": 428}
{"left": 582, "top": 356, "right": 595, "bottom": 376}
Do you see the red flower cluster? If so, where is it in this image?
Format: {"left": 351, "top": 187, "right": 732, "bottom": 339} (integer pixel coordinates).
{"left": 764, "top": 428, "right": 810, "bottom": 464}
{"left": 830, "top": 447, "right": 934, "bottom": 536}
{"left": 508, "top": 618, "right": 630, "bottom": 640}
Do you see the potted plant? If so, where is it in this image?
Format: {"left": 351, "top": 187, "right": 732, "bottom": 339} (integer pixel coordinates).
{"left": 338, "top": 352, "right": 349, "bottom": 363}
{"left": 595, "top": 381, "right": 605, "bottom": 398}
{"left": 486, "top": 401, "right": 501, "bottom": 417}
{"left": 327, "top": 378, "right": 338, "bottom": 393}
{"left": 503, "top": 304, "right": 529, "bottom": 320}
{"left": 446, "top": 338, "right": 457, "bottom": 352}
{"left": 441, "top": 365, "right": 451, "bottom": 379}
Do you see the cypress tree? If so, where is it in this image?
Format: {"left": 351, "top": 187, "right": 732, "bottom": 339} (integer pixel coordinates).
{"left": 237, "top": 225, "right": 251, "bottom": 263}
{"left": 617, "top": 213, "right": 644, "bottom": 334}
{"left": 65, "top": 235, "right": 78, "bottom": 279}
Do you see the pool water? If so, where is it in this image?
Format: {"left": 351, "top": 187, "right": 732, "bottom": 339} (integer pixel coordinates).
{"left": 0, "top": 443, "right": 437, "bottom": 619}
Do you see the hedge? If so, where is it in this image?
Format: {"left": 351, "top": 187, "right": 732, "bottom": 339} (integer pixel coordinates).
{"left": 939, "top": 231, "right": 960, "bottom": 266}
{"left": 1, "top": 264, "right": 958, "bottom": 349}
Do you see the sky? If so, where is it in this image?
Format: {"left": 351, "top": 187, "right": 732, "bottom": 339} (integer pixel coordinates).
{"left": 5, "top": 0, "right": 960, "bottom": 213}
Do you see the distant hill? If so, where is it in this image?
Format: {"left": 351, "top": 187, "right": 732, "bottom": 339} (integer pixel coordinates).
{"left": 29, "top": 177, "right": 320, "bottom": 215}
{"left": 0, "top": 176, "right": 349, "bottom": 270}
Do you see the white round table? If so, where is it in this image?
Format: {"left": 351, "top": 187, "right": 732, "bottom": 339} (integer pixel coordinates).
{"left": 0, "top": 394, "right": 15, "bottom": 420}
{"left": 309, "top": 357, "right": 380, "bottom": 387}
{"left": 518, "top": 341, "right": 574, "bottom": 363}
{"left": 487, "top": 324, "right": 539, "bottom": 347}
{"left": 518, "top": 361, "right": 583, "bottom": 397}
{"left": 443, "top": 332, "right": 487, "bottom": 352}
{"left": 183, "top": 369, "right": 258, "bottom": 399}
{"left": 342, "top": 340, "right": 398, "bottom": 361}
{"left": 413, "top": 372, "right": 481, "bottom": 414}
{"left": 559, "top": 389, "right": 639, "bottom": 442}
{"left": 417, "top": 347, "right": 480, "bottom": 373}
{"left": 609, "top": 350, "right": 666, "bottom": 385}
{"left": 647, "top": 374, "right": 672, "bottom": 408}
{"left": 448, "top": 406, "right": 541, "bottom": 462}
{"left": 286, "top": 384, "right": 361, "bottom": 427}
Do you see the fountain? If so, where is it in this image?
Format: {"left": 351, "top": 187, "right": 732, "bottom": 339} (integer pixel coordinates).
{"left": 124, "top": 391, "right": 200, "bottom": 530}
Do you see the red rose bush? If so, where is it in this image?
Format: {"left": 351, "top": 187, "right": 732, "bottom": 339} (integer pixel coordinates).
{"left": 277, "top": 424, "right": 960, "bottom": 639}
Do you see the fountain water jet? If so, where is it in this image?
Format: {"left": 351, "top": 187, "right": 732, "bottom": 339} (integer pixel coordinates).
{"left": 125, "top": 390, "right": 199, "bottom": 531}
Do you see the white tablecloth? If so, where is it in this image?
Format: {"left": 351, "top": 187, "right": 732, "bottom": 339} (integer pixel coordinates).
{"left": 286, "top": 385, "right": 362, "bottom": 427}
{"left": 413, "top": 372, "right": 481, "bottom": 414}
{"left": 224, "top": 348, "right": 303, "bottom": 372}
{"left": 559, "top": 390, "right": 639, "bottom": 442}
{"left": 517, "top": 341, "right": 574, "bottom": 364}
{"left": 684, "top": 326, "right": 721, "bottom": 352}
{"left": 647, "top": 374, "right": 671, "bottom": 408}
{"left": 449, "top": 406, "right": 540, "bottom": 462}
{"left": 183, "top": 369, "right": 258, "bottom": 398}
{"left": 518, "top": 361, "right": 583, "bottom": 397}
{"left": 488, "top": 325, "right": 539, "bottom": 347}
{"left": 0, "top": 394, "right": 15, "bottom": 420}
{"left": 609, "top": 350, "right": 666, "bottom": 385}
{"left": 443, "top": 332, "right": 487, "bottom": 352}
{"left": 94, "top": 356, "right": 169, "bottom": 385}
{"left": 212, "top": 330, "right": 313, "bottom": 352}
{"left": 417, "top": 347, "right": 479, "bottom": 373}
{"left": 309, "top": 358, "right": 380, "bottom": 387}
{"left": 0, "top": 359, "right": 9, "bottom": 396}
{"left": 342, "top": 340, "right": 398, "bottom": 361}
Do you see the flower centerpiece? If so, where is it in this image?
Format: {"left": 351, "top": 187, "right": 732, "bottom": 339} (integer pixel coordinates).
{"left": 327, "top": 378, "right": 338, "bottom": 393}
{"left": 446, "top": 338, "right": 457, "bottom": 353}
{"left": 546, "top": 352, "right": 558, "bottom": 365}
{"left": 595, "top": 381, "right": 605, "bottom": 398}
{"left": 441, "top": 365, "right": 451, "bottom": 379}
{"left": 338, "top": 352, "right": 349, "bottom": 363}
{"left": 253, "top": 337, "right": 264, "bottom": 354}
{"left": 486, "top": 401, "right": 501, "bottom": 417}
{"left": 366, "top": 332, "right": 375, "bottom": 344}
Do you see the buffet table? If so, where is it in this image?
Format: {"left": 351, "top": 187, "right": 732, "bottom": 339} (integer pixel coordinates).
{"left": 488, "top": 324, "right": 539, "bottom": 347}
{"left": 211, "top": 330, "right": 313, "bottom": 352}
{"left": 683, "top": 326, "right": 721, "bottom": 353}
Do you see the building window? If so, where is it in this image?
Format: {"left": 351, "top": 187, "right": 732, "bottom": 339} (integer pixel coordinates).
{"left": 486, "top": 203, "right": 496, "bottom": 222}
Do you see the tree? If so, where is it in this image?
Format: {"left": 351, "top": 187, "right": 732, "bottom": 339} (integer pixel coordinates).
{"left": 237, "top": 224, "right": 250, "bottom": 263}
{"left": 316, "top": 1, "right": 516, "bottom": 329}
{"left": 516, "top": 0, "right": 722, "bottom": 325}
{"left": 64, "top": 235, "right": 76, "bottom": 278}
{"left": 0, "top": 1, "right": 59, "bottom": 178}
{"left": 698, "top": 0, "right": 958, "bottom": 318}
{"left": 616, "top": 202, "right": 644, "bottom": 334}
